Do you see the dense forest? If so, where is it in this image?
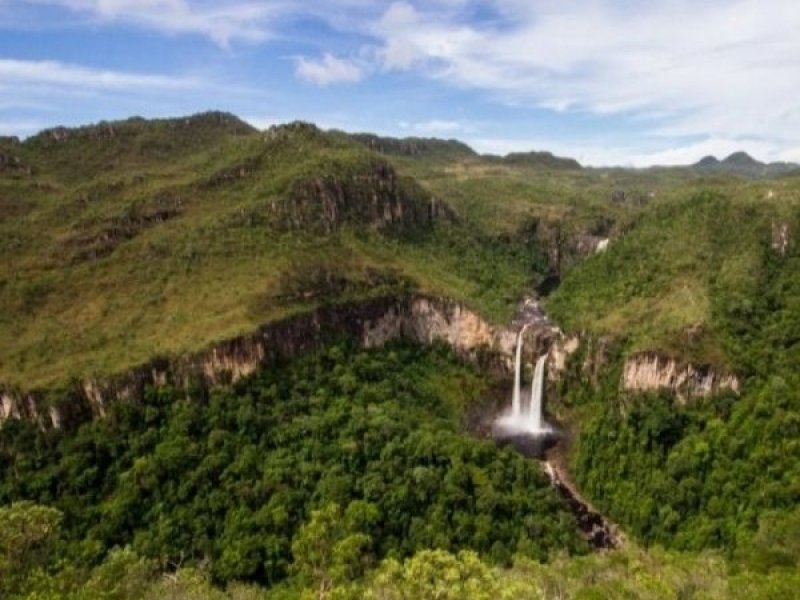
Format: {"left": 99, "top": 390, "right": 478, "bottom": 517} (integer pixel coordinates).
{"left": 0, "top": 342, "right": 585, "bottom": 598}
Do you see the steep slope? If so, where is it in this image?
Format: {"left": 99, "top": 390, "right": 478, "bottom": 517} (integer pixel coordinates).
{"left": 0, "top": 116, "right": 540, "bottom": 389}
{"left": 546, "top": 189, "right": 800, "bottom": 558}
{"left": 546, "top": 190, "right": 800, "bottom": 368}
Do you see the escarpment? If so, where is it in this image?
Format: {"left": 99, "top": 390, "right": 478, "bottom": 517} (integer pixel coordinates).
{"left": 1, "top": 292, "right": 743, "bottom": 429}
{"left": 621, "top": 352, "right": 740, "bottom": 399}
{"left": 547, "top": 334, "right": 740, "bottom": 401}
{"left": 0, "top": 295, "right": 520, "bottom": 430}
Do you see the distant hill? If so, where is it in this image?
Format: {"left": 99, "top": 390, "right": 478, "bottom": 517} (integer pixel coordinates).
{"left": 692, "top": 151, "right": 800, "bottom": 178}
{"left": 348, "top": 133, "right": 477, "bottom": 159}
{"left": 487, "top": 150, "right": 582, "bottom": 170}
{"left": 349, "top": 134, "right": 582, "bottom": 170}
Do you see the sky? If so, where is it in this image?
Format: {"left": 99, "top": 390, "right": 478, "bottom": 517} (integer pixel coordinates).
{"left": 1, "top": 0, "right": 799, "bottom": 166}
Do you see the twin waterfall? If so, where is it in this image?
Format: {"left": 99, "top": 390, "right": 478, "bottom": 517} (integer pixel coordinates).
{"left": 497, "top": 326, "right": 551, "bottom": 435}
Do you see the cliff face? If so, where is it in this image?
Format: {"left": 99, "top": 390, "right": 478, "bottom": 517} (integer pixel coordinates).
{"left": 276, "top": 160, "right": 454, "bottom": 234}
{"left": 534, "top": 221, "right": 613, "bottom": 279}
{"left": 622, "top": 352, "right": 740, "bottom": 400}
{"left": 0, "top": 296, "right": 514, "bottom": 430}
{"left": 0, "top": 295, "right": 742, "bottom": 430}
{"left": 547, "top": 336, "right": 740, "bottom": 401}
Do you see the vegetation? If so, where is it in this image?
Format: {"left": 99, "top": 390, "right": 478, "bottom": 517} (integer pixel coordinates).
{"left": 4, "top": 114, "right": 800, "bottom": 598}
{"left": 547, "top": 189, "right": 800, "bottom": 565}
{"left": 0, "top": 343, "right": 584, "bottom": 593}
{"left": 547, "top": 190, "right": 800, "bottom": 365}
{"left": 2, "top": 502, "right": 798, "bottom": 599}
{"left": 0, "top": 115, "right": 546, "bottom": 388}
{"left": 569, "top": 374, "right": 800, "bottom": 554}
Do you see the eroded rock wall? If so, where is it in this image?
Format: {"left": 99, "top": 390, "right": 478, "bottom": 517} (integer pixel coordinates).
{"left": 0, "top": 295, "right": 520, "bottom": 430}
{"left": 0, "top": 295, "right": 743, "bottom": 430}
{"left": 622, "top": 352, "right": 740, "bottom": 400}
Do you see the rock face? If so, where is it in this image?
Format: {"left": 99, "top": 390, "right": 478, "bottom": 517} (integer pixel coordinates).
{"left": 276, "top": 160, "right": 453, "bottom": 233}
{"left": 622, "top": 352, "right": 740, "bottom": 400}
{"left": 0, "top": 293, "right": 743, "bottom": 429}
{"left": 0, "top": 295, "right": 515, "bottom": 430}
{"left": 534, "top": 220, "right": 614, "bottom": 279}
{"left": 349, "top": 133, "right": 476, "bottom": 159}
{"left": 0, "top": 151, "right": 32, "bottom": 175}
{"left": 549, "top": 336, "right": 580, "bottom": 377}
{"left": 546, "top": 336, "right": 740, "bottom": 401}
{"left": 772, "top": 221, "right": 790, "bottom": 257}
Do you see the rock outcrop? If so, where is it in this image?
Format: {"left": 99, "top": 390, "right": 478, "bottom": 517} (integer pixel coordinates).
{"left": 772, "top": 221, "right": 790, "bottom": 257}
{"left": 533, "top": 219, "right": 614, "bottom": 280}
{"left": 0, "top": 295, "right": 517, "bottom": 430}
{"left": 0, "top": 292, "right": 743, "bottom": 429}
{"left": 546, "top": 335, "right": 740, "bottom": 401}
{"left": 349, "top": 133, "right": 476, "bottom": 159}
{"left": 0, "top": 151, "right": 32, "bottom": 175}
{"left": 622, "top": 352, "right": 739, "bottom": 400}
{"left": 276, "top": 160, "right": 453, "bottom": 233}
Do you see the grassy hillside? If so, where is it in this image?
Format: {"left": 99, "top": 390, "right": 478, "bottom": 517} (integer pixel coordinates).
{"left": 7, "top": 112, "right": 797, "bottom": 388}
{"left": 1, "top": 115, "right": 543, "bottom": 388}
{"left": 546, "top": 186, "right": 800, "bottom": 367}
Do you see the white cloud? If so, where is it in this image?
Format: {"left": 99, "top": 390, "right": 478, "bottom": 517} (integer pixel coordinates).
{"left": 468, "top": 134, "right": 799, "bottom": 168}
{"left": 7, "top": 1, "right": 800, "bottom": 164}
{"left": 0, "top": 121, "right": 46, "bottom": 137}
{"left": 0, "top": 58, "right": 199, "bottom": 90}
{"left": 28, "top": 0, "right": 281, "bottom": 47}
{"left": 371, "top": 0, "right": 800, "bottom": 164}
{"left": 468, "top": 136, "right": 637, "bottom": 167}
{"left": 295, "top": 53, "right": 363, "bottom": 86}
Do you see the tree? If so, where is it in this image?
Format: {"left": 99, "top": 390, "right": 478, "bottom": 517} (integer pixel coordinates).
{"left": 291, "top": 504, "right": 372, "bottom": 599}
{"left": 363, "top": 549, "right": 499, "bottom": 600}
{"left": 0, "top": 502, "right": 62, "bottom": 597}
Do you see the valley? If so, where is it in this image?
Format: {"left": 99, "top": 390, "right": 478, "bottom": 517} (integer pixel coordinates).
{"left": 1, "top": 113, "right": 799, "bottom": 599}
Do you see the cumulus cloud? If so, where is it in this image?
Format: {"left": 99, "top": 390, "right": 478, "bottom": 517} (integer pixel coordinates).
{"left": 295, "top": 53, "right": 363, "bottom": 86}
{"left": 371, "top": 0, "right": 800, "bottom": 162}
{"left": 8, "top": 0, "right": 800, "bottom": 164}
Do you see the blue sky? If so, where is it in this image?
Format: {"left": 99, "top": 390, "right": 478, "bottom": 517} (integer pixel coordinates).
{"left": 1, "top": 0, "right": 798, "bottom": 166}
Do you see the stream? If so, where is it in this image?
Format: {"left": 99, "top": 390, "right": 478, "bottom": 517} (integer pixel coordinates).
{"left": 489, "top": 296, "right": 623, "bottom": 552}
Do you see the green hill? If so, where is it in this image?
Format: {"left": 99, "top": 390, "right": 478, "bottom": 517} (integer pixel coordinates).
{"left": 1, "top": 116, "right": 544, "bottom": 388}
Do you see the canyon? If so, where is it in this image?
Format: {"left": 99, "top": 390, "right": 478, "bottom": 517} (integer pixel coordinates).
{"left": 0, "top": 294, "right": 739, "bottom": 430}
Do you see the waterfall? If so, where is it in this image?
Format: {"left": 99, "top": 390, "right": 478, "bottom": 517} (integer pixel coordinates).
{"left": 529, "top": 354, "right": 547, "bottom": 432}
{"left": 511, "top": 325, "right": 527, "bottom": 418}
{"left": 496, "top": 326, "right": 551, "bottom": 436}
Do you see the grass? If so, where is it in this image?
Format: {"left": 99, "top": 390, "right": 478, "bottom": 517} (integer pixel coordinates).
{"left": 4, "top": 112, "right": 800, "bottom": 388}
{"left": 546, "top": 187, "right": 800, "bottom": 366}
{"left": 0, "top": 117, "right": 540, "bottom": 388}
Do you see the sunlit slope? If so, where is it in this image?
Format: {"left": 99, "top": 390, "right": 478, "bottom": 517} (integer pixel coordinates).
{"left": 546, "top": 189, "right": 800, "bottom": 370}
{"left": 0, "top": 116, "right": 539, "bottom": 388}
